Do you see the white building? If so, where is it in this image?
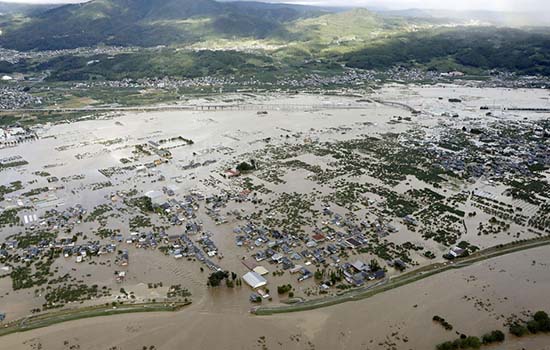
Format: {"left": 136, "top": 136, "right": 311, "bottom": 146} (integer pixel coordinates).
{"left": 242, "top": 271, "right": 267, "bottom": 289}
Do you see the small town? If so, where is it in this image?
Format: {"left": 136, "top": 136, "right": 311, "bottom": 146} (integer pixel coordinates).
{"left": 0, "top": 0, "right": 549, "bottom": 349}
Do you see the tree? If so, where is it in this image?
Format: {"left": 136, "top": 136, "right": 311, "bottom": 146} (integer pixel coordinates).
{"left": 482, "top": 330, "right": 505, "bottom": 344}
{"left": 492, "top": 330, "right": 505, "bottom": 342}
{"left": 527, "top": 320, "right": 540, "bottom": 334}
{"left": 538, "top": 318, "right": 550, "bottom": 332}
{"left": 462, "top": 336, "right": 481, "bottom": 349}
{"left": 534, "top": 311, "right": 549, "bottom": 323}
{"left": 493, "top": 330, "right": 506, "bottom": 341}
{"left": 526, "top": 310, "right": 550, "bottom": 334}
{"left": 329, "top": 270, "right": 342, "bottom": 284}
{"left": 277, "top": 284, "right": 292, "bottom": 294}
{"left": 436, "top": 341, "right": 454, "bottom": 350}
{"left": 207, "top": 271, "right": 229, "bottom": 287}
{"left": 369, "top": 259, "right": 381, "bottom": 271}
{"left": 133, "top": 196, "right": 154, "bottom": 212}
{"left": 509, "top": 324, "right": 528, "bottom": 337}
{"left": 314, "top": 269, "right": 324, "bottom": 280}
{"left": 236, "top": 161, "right": 255, "bottom": 172}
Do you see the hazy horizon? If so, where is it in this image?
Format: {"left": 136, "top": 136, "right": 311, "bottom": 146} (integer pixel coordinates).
{"left": 1, "top": 0, "right": 550, "bottom": 13}
{"left": 289, "top": 0, "right": 549, "bottom": 12}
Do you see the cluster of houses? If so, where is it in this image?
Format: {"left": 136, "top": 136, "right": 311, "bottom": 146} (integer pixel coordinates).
{"left": 0, "top": 46, "right": 137, "bottom": 66}
{"left": 426, "top": 120, "right": 549, "bottom": 181}
{"left": 0, "top": 126, "right": 38, "bottom": 148}
{"left": 0, "top": 155, "right": 26, "bottom": 169}
{"left": 42, "top": 205, "right": 86, "bottom": 227}
{"left": 0, "top": 205, "right": 102, "bottom": 263}
{"left": 82, "top": 75, "right": 238, "bottom": 91}
{"left": 342, "top": 260, "right": 386, "bottom": 287}
{"left": 161, "top": 232, "right": 221, "bottom": 272}
{"left": 125, "top": 231, "right": 161, "bottom": 248}
{"left": 146, "top": 140, "right": 172, "bottom": 159}
{"left": 1, "top": 234, "right": 121, "bottom": 265}
{"left": 0, "top": 202, "right": 136, "bottom": 286}
{"left": 73, "top": 66, "right": 550, "bottom": 92}
{"left": 233, "top": 208, "right": 400, "bottom": 273}
{"left": 229, "top": 204, "right": 406, "bottom": 296}
{"left": 236, "top": 241, "right": 391, "bottom": 299}
{"left": 0, "top": 87, "right": 42, "bottom": 110}
{"left": 145, "top": 190, "right": 205, "bottom": 224}
{"left": 117, "top": 202, "right": 221, "bottom": 273}
{"left": 1, "top": 189, "right": 225, "bottom": 284}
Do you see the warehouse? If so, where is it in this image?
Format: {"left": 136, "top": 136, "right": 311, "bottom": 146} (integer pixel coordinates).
{"left": 242, "top": 271, "right": 267, "bottom": 289}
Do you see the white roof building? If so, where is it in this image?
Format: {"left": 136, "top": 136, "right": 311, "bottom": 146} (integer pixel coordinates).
{"left": 242, "top": 271, "right": 267, "bottom": 289}
{"left": 145, "top": 190, "right": 164, "bottom": 205}
{"left": 450, "top": 246, "right": 466, "bottom": 258}
{"left": 253, "top": 266, "right": 269, "bottom": 276}
{"left": 351, "top": 260, "right": 368, "bottom": 272}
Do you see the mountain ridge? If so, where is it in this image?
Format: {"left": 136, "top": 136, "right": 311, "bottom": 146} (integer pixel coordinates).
{"left": 0, "top": 0, "right": 332, "bottom": 50}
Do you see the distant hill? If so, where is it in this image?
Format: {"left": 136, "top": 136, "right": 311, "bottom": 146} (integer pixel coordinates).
{"left": 0, "top": 1, "right": 549, "bottom": 79}
{"left": 378, "top": 8, "right": 550, "bottom": 27}
{"left": 0, "top": 0, "right": 331, "bottom": 50}
{"left": 344, "top": 27, "right": 550, "bottom": 76}
{"left": 285, "top": 9, "right": 432, "bottom": 46}
{"left": 0, "top": 1, "right": 61, "bottom": 16}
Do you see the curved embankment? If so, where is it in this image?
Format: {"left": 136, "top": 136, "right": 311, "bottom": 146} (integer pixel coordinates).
{"left": 0, "top": 301, "right": 191, "bottom": 338}
{"left": 253, "top": 236, "right": 550, "bottom": 315}
{"left": 1, "top": 238, "right": 547, "bottom": 334}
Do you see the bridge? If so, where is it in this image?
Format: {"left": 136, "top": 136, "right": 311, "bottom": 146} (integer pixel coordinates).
{"left": 0, "top": 101, "right": 419, "bottom": 114}
{"left": 505, "top": 107, "right": 550, "bottom": 112}
{"left": 372, "top": 99, "right": 420, "bottom": 114}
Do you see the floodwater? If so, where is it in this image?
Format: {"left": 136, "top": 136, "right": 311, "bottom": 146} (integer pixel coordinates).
{"left": 1, "top": 245, "right": 549, "bottom": 350}
{"left": 1, "top": 88, "right": 549, "bottom": 349}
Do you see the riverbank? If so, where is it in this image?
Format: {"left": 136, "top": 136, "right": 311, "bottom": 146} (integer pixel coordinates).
{"left": 254, "top": 236, "right": 550, "bottom": 315}
{"left": 0, "top": 301, "right": 191, "bottom": 338}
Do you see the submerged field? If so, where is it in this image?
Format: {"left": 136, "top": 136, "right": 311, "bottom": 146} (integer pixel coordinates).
{"left": 0, "top": 86, "right": 549, "bottom": 349}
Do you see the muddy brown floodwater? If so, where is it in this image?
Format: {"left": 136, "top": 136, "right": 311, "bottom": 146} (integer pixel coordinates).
{"left": 1, "top": 246, "right": 549, "bottom": 350}
{"left": 1, "top": 88, "right": 549, "bottom": 350}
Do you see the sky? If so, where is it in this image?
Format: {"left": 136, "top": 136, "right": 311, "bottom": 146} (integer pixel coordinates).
{"left": 1, "top": 0, "right": 549, "bottom": 12}
{"left": 306, "top": 0, "right": 549, "bottom": 12}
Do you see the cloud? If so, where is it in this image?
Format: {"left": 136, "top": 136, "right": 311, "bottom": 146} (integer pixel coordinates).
{"left": 262, "top": 0, "right": 550, "bottom": 12}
